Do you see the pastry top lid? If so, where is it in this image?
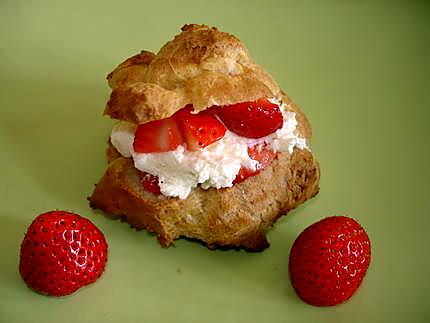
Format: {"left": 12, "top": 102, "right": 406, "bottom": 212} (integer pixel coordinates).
{"left": 104, "top": 24, "right": 282, "bottom": 124}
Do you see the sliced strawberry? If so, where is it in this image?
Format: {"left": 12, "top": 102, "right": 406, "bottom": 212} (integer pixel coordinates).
{"left": 139, "top": 172, "right": 161, "bottom": 195}
{"left": 216, "top": 98, "right": 283, "bottom": 138}
{"left": 173, "top": 106, "right": 226, "bottom": 151}
{"left": 234, "top": 144, "right": 276, "bottom": 184}
{"left": 133, "top": 118, "right": 183, "bottom": 153}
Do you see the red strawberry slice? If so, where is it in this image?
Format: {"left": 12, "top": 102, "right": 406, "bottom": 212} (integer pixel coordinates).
{"left": 19, "top": 211, "right": 108, "bottom": 297}
{"left": 133, "top": 117, "right": 183, "bottom": 153}
{"left": 139, "top": 172, "right": 161, "bottom": 195}
{"left": 233, "top": 144, "right": 276, "bottom": 184}
{"left": 173, "top": 106, "right": 226, "bottom": 151}
{"left": 289, "top": 216, "right": 371, "bottom": 306}
{"left": 216, "top": 98, "right": 283, "bottom": 138}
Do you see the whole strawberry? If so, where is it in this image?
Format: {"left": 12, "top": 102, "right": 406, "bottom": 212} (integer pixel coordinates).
{"left": 289, "top": 216, "right": 371, "bottom": 306}
{"left": 19, "top": 211, "right": 108, "bottom": 296}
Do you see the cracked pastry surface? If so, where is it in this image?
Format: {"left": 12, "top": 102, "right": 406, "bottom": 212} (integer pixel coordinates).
{"left": 89, "top": 24, "right": 320, "bottom": 251}
{"left": 105, "top": 24, "right": 281, "bottom": 124}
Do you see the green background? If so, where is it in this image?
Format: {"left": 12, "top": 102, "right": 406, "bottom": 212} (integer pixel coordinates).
{"left": 1, "top": 1, "right": 429, "bottom": 322}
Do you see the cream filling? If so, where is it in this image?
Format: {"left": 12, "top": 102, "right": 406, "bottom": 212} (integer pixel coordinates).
{"left": 110, "top": 101, "right": 308, "bottom": 199}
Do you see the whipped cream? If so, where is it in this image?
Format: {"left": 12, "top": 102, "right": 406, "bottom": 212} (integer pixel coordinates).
{"left": 110, "top": 101, "right": 308, "bottom": 199}
{"left": 110, "top": 122, "right": 136, "bottom": 158}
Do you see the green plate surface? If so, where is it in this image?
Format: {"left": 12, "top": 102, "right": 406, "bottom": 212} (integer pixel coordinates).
{"left": 1, "top": 1, "right": 429, "bottom": 322}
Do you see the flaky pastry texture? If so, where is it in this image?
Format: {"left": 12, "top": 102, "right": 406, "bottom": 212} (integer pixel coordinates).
{"left": 90, "top": 148, "right": 319, "bottom": 251}
{"left": 90, "top": 24, "right": 320, "bottom": 251}
{"left": 105, "top": 24, "right": 282, "bottom": 124}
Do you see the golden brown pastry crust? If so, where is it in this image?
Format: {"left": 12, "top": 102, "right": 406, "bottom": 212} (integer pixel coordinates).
{"left": 89, "top": 148, "right": 319, "bottom": 251}
{"left": 104, "top": 24, "right": 282, "bottom": 124}
{"left": 90, "top": 24, "right": 320, "bottom": 251}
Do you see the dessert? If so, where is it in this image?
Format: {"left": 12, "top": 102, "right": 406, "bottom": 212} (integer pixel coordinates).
{"left": 19, "top": 211, "right": 108, "bottom": 296}
{"left": 89, "top": 24, "right": 320, "bottom": 251}
{"left": 289, "top": 216, "right": 371, "bottom": 306}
